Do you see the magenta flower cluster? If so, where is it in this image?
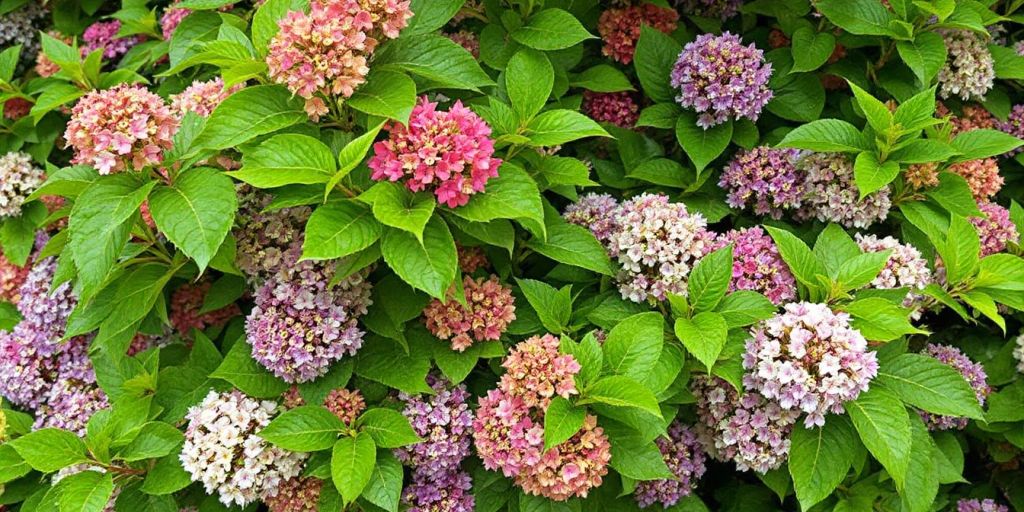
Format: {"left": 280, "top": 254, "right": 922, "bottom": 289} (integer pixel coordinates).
{"left": 919, "top": 344, "right": 990, "bottom": 431}
{"left": 713, "top": 227, "right": 798, "bottom": 305}
{"left": 81, "top": 20, "right": 143, "bottom": 60}
{"left": 719, "top": 146, "right": 803, "bottom": 219}
{"left": 633, "top": 421, "right": 707, "bottom": 509}
{"left": 972, "top": 202, "right": 1019, "bottom": 257}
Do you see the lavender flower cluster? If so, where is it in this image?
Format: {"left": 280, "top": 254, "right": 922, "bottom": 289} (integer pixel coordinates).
{"left": 855, "top": 234, "right": 932, "bottom": 314}
{"left": 633, "top": 421, "right": 707, "bottom": 509}
{"left": 919, "top": 344, "right": 990, "bottom": 431}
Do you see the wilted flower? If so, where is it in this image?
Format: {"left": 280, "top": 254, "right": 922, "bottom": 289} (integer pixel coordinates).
{"left": 0, "top": 152, "right": 45, "bottom": 218}
{"left": 324, "top": 388, "right": 366, "bottom": 424}
{"left": 797, "top": 152, "right": 891, "bottom": 228}
{"left": 671, "top": 32, "right": 773, "bottom": 128}
{"left": 81, "top": 20, "right": 144, "bottom": 60}
{"left": 3, "top": 97, "right": 31, "bottom": 120}
{"left": 713, "top": 227, "right": 797, "bottom": 305}
{"left": 234, "top": 187, "right": 310, "bottom": 282}
{"left": 263, "top": 476, "right": 323, "bottom": 512}
{"left": 855, "top": 234, "right": 932, "bottom": 313}
{"left": 169, "top": 280, "right": 241, "bottom": 337}
{"left": 938, "top": 29, "right": 994, "bottom": 101}
{"left": 395, "top": 377, "right": 473, "bottom": 477}
{"left": 171, "top": 77, "right": 244, "bottom": 118}
{"left": 949, "top": 158, "right": 1003, "bottom": 200}
{"left": 919, "top": 344, "right": 989, "bottom": 431}
{"left": 971, "top": 201, "right": 1019, "bottom": 256}
{"left": 582, "top": 91, "right": 639, "bottom": 128}
{"left": 369, "top": 96, "right": 502, "bottom": 208}
{"left": 719, "top": 146, "right": 804, "bottom": 219}
{"left": 956, "top": 498, "right": 1009, "bottom": 512}
{"left": 423, "top": 275, "right": 516, "bottom": 352}
{"left": 634, "top": 422, "right": 707, "bottom": 508}
{"left": 904, "top": 162, "right": 940, "bottom": 190}
{"left": 597, "top": 4, "right": 678, "bottom": 64}
{"left": 563, "top": 193, "right": 620, "bottom": 244}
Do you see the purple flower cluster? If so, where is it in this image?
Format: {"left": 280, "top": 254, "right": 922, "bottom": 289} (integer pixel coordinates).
{"left": 796, "top": 152, "right": 891, "bottom": 228}
{"left": 957, "top": 499, "right": 1009, "bottom": 512}
{"left": 971, "top": 202, "right": 1019, "bottom": 257}
{"left": 919, "top": 344, "right": 990, "bottom": 431}
{"left": 691, "top": 375, "right": 798, "bottom": 473}
{"left": 719, "top": 146, "right": 803, "bottom": 219}
{"left": 563, "top": 192, "right": 620, "bottom": 244}
{"left": 713, "top": 227, "right": 797, "bottom": 305}
{"left": 81, "top": 20, "right": 143, "bottom": 60}
{"left": 402, "top": 467, "right": 474, "bottom": 512}
{"left": 743, "top": 302, "right": 879, "bottom": 427}
{"left": 633, "top": 421, "right": 707, "bottom": 509}
{"left": 671, "top": 32, "right": 773, "bottom": 128}
{"left": 997, "top": 104, "right": 1024, "bottom": 155}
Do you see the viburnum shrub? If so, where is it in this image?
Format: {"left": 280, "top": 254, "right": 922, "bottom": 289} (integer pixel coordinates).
{"left": 4, "top": 0, "right": 1024, "bottom": 511}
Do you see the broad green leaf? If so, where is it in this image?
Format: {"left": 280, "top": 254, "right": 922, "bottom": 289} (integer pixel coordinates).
{"left": 633, "top": 26, "right": 682, "bottom": 103}
{"left": 348, "top": 70, "right": 417, "bottom": 123}
{"left": 877, "top": 354, "right": 985, "bottom": 420}
{"left": 506, "top": 48, "right": 553, "bottom": 122}
{"left": 526, "top": 222, "right": 615, "bottom": 276}
{"left": 836, "top": 250, "right": 891, "bottom": 291}
{"left": 354, "top": 336, "right": 432, "bottom": 394}
{"left": 951, "top": 129, "right": 1023, "bottom": 161}
{"left": 715, "top": 291, "right": 777, "bottom": 328}
{"left": 119, "top": 422, "right": 184, "bottom": 462}
{"left": 848, "top": 82, "right": 893, "bottom": 135}
{"left": 777, "top": 119, "right": 869, "bottom": 152}
{"left": 9, "top": 428, "right": 88, "bottom": 472}
{"left": 57, "top": 470, "right": 114, "bottom": 512}
{"left": 765, "top": 226, "right": 828, "bottom": 293}
{"left": 404, "top": 0, "right": 463, "bottom": 35}
{"left": 140, "top": 455, "right": 192, "bottom": 495}
{"left": 232, "top": 134, "right": 336, "bottom": 187}
{"left": 603, "top": 312, "right": 664, "bottom": 380}
{"left": 897, "top": 32, "right": 947, "bottom": 85}
{"left": 510, "top": 9, "right": 594, "bottom": 51}
{"left": 380, "top": 216, "right": 457, "bottom": 299}
{"left": 194, "top": 85, "right": 306, "bottom": 150}
{"left": 791, "top": 27, "right": 836, "bottom": 73}
{"left": 543, "top": 397, "right": 586, "bottom": 451}
{"left": 846, "top": 386, "right": 912, "bottom": 489}
{"left": 815, "top": 0, "right": 898, "bottom": 36}
{"left": 331, "top": 433, "right": 377, "bottom": 505}
{"left": 579, "top": 376, "right": 662, "bottom": 419}
{"left": 842, "top": 297, "right": 927, "bottom": 341}
{"left": 603, "top": 420, "right": 674, "bottom": 480}
{"left": 570, "top": 65, "right": 635, "bottom": 93}
{"left": 210, "top": 339, "right": 289, "bottom": 398}
{"left": 675, "top": 312, "right": 729, "bottom": 372}
{"left": 356, "top": 408, "right": 422, "bottom": 448}
{"left": 364, "top": 183, "right": 435, "bottom": 242}
{"left": 375, "top": 33, "right": 493, "bottom": 91}
{"left": 789, "top": 416, "right": 857, "bottom": 510}
{"left": 150, "top": 167, "right": 236, "bottom": 271}
{"left": 450, "top": 163, "right": 544, "bottom": 231}
{"left": 259, "top": 406, "right": 346, "bottom": 451}
{"left": 901, "top": 415, "right": 940, "bottom": 512}
{"left": 517, "top": 278, "right": 572, "bottom": 333}
{"left": 676, "top": 113, "right": 732, "bottom": 174}
{"left": 328, "top": 120, "right": 385, "bottom": 199}
{"left": 361, "top": 451, "right": 403, "bottom": 512}
{"left": 526, "top": 109, "right": 610, "bottom": 147}
{"left": 925, "top": 172, "right": 981, "bottom": 217}
{"left": 302, "top": 200, "right": 381, "bottom": 261}
{"left": 251, "top": 0, "right": 307, "bottom": 54}
{"left": 688, "top": 245, "right": 733, "bottom": 313}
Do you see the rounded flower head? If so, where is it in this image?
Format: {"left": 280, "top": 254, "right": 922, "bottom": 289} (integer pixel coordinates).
{"left": 169, "top": 280, "right": 241, "bottom": 337}
{"left": 64, "top": 84, "right": 179, "bottom": 174}
{"left": 606, "top": 193, "right": 715, "bottom": 303}
{"left": 395, "top": 377, "right": 474, "bottom": 476}
{"left": 171, "top": 77, "right": 244, "bottom": 118}
{"left": 905, "top": 162, "right": 940, "bottom": 190}
{"left": 855, "top": 234, "right": 932, "bottom": 312}
{"left": 81, "top": 20, "right": 144, "bottom": 60}
{"left": 997, "top": 104, "right": 1024, "bottom": 156}
{"left": 246, "top": 261, "right": 372, "bottom": 383}
{"left": 516, "top": 414, "right": 611, "bottom": 500}
{"left": 180, "top": 390, "right": 307, "bottom": 507}
{"left": 957, "top": 499, "right": 1009, "bottom": 512}
{"left": 447, "top": 30, "right": 479, "bottom": 58}
{"left": 1, "top": 3, "right": 46, "bottom": 71}
{"left": 0, "top": 152, "right": 45, "bottom": 218}
{"left": 473, "top": 388, "right": 544, "bottom": 478}
{"left": 500, "top": 334, "right": 581, "bottom": 409}
{"left": 456, "top": 244, "right": 489, "bottom": 273}
{"left": 634, "top": 421, "right": 707, "bottom": 508}
{"left": 263, "top": 476, "right": 322, "bottom": 512}
{"left": 691, "top": 375, "right": 798, "bottom": 473}
{"left": 0, "top": 249, "right": 30, "bottom": 303}
{"left": 563, "top": 193, "right": 620, "bottom": 244}
{"left": 4, "top": 97, "right": 31, "bottom": 120}
{"left": 743, "top": 302, "right": 879, "bottom": 428}
{"left": 234, "top": 187, "right": 311, "bottom": 282}
{"left": 582, "top": 91, "right": 640, "bottom": 128}
{"left": 598, "top": 4, "right": 678, "bottom": 64}
{"left": 1014, "top": 333, "right": 1024, "bottom": 374}
{"left": 356, "top": 0, "right": 413, "bottom": 40}
{"left": 719, "top": 146, "right": 804, "bottom": 219}
{"left": 671, "top": 32, "right": 773, "bottom": 128}
{"left": 402, "top": 468, "right": 475, "bottom": 512}
{"left": 937, "top": 102, "right": 995, "bottom": 134}
{"left": 919, "top": 344, "right": 990, "bottom": 430}
{"left": 33, "top": 380, "right": 108, "bottom": 435}
{"left": 713, "top": 227, "right": 797, "bottom": 305}
{"left": 324, "top": 388, "right": 366, "bottom": 424}
{"left": 423, "top": 275, "right": 516, "bottom": 352}
{"left": 797, "top": 152, "right": 891, "bottom": 228}
{"left": 679, "top": 0, "right": 742, "bottom": 20}
{"left": 938, "top": 29, "right": 994, "bottom": 101}
{"left": 369, "top": 96, "right": 502, "bottom": 208}
{"left": 949, "top": 158, "right": 1003, "bottom": 201}
{"left": 160, "top": 4, "right": 191, "bottom": 40}
{"left": 971, "top": 202, "right": 1019, "bottom": 256}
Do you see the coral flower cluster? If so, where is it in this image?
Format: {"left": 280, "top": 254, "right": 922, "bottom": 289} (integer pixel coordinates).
{"left": 0, "top": 250, "right": 30, "bottom": 303}
{"left": 713, "top": 227, "right": 798, "bottom": 305}
{"left": 473, "top": 335, "right": 611, "bottom": 500}
{"left": 719, "top": 146, "right": 803, "bottom": 219}
{"left": 597, "top": 4, "right": 678, "bottom": 64}
{"left": 948, "top": 158, "right": 1003, "bottom": 201}
{"left": 919, "top": 344, "right": 990, "bottom": 431}
{"left": 171, "top": 77, "right": 245, "bottom": 118}
{"left": 324, "top": 388, "right": 366, "bottom": 424}
{"left": 369, "top": 96, "right": 502, "bottom": 208}
{"left": 0, "top": 151, "right": 45, "bottom": 218}
{"left": 582, "top": 91, "right": 640, "bottom": 128}
{"left": 633, "top": 421, "right": 707, "bottom": 508}
{"left": 423, "top": 275, "right": 516, "bottom": 351}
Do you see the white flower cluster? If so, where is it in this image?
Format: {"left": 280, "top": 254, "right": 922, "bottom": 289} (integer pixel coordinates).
{"left": 855, "top": 234, "right": 932, "bottom": 316}
{"left": 938, "top": 29, "right": 995, "bottom": 101}
{"left": 0, "top": 152, "right": 45, "bottom": 218}
{"left": 1014, "top": 333, "right": 1024, "bottom": 374}
{"left": 180, "top": 390, "right": 306, "bottom": 507}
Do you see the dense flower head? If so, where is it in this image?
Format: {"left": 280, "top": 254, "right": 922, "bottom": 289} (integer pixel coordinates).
{"left": 355, "top": 0, "right": 413, "bottom": 40}
{"left": 456, "top": 244, "right": 489, "bottom": 273}
{"left": 904, "top": 162, "right": 940, "bottom": 189}
{"left": 447, "top": 30, "right": 479, "bottom": 58}
{"left": 671, "top": 32, "right": 774, "bottom": 128}
{"left": 937, "top": 102, "right": 996, "bottom": 134}
{"left": 3, "top": 97, "right": 31, "bottom": 120}
{"left": 606, "top": 193, "right": 715, "bottom": 303}
{"left": 920, "top": 344, "right": 990, "bottom": 430}
{"left": 971, "top": 202, "right": 1019, "bottom": 256}
{"left": 64, "top": 84, "right": 179, "bottom": 174}
{"left": 563, "top": 192, "right": 620, "bottom": 244}
{"left": 500, "top": 334, "right": 581, "bottom": 409}
{"left": 516, "top": 414, "right": 611, "bottom": 500}
{"left": 719, "top": 146, "right": 804, "bottom": 219}
{"left": 713, "top": 227, "right": 797, "bottom": 304}
{"left": 691, "top": 375, "right": 798, "bottom": 473}
{"left": 181, "top": 390, "right": 307, "bottom": 506}
{"left": 263, "top": 476, "right": 322, "bottom": 512}
{"left": 743, "top": 302, "right": 879, "bottom": 427}
{"left": 423, "top": 275, "right": 516, "bottom": 351}
{"left": 402, "top": 468, "right": 475, "bottom": 512}
{"left": 473, "top": 388, "right": 544, "bottom": 478}
{"left": 369, "top": 97, "right": 502, "bottom": 208}
{"left": 597, "top": 4, "right": 678, "bottom": 64}
{"left": 680, "top": 0, "right": 743, "bottom": 20}
{"left": 957, "top": 499, "right": 1009, "bottom": 512}
{"left": 81, "top": 20, "right": 144, "bottom": 60}
{"left": 33, "top": 380, "right": 108, "bottom": 435}
{"left": 246, "top": 260, "right": 372, "bottom": 383}
{"left": 797, "top": 152, "right": 891, "bottom": 228}
{"left": 582, "top": 91, "right": 640, "bottom": 128}
{"left": 0, "top": 151, "right": 45, "bottom": 218}
{"left": 395, "top": 376, "right": 473, "bottom": 476}
{"left": 234, "top": 187, "right": 311, "bottom": 282}
{"left": 634, "top": 421, "right": 707, "bottom": 508}
{"left": 169, "top": 280, "right": 241, "bottom": 336}
{"left": 0, "top": 3, "right": 46, "bottom": 71}
{"left": 938, "top": 29, "right": 995, "bottom": 101}
{"left": 855, "top": 234, "right": 932, "bottom": 312}
{"left": 1015, "top": 333, "right": 1024, "bottom": 374}
{"left": 160, "top": 4, "right": 191, "bottom": 40}
{"left": 949, "top": 158, "right": 1003, "bottom": 200}
{"left": 324, "top": 388, "right": 366, "bottom": 424}
{"left": 0, "top": 250, "right": 30, "bottom": 303}
{"left": 171, "top": 77, "right": 244, "bottom": 118}
{"left": 997, "top": 104, "right": 1024, "bottom": 155}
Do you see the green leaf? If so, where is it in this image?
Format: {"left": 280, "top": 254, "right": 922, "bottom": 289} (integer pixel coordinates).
{"left": 506, "top": 48, "right": 553, "bottom": 122}
{"left": 842, "top": 297, "right": 927, "bottom": 341}
{"left": 893, "top": 85, "right": 939, "bottom": 132}
{"left": 543, "top": 397, "right": 586, "bottom": 451}
{"left": 925, "top": 172, "right": 981, "bottom": 217}
{"left": 119, "top": 422, "right": 184, "bottom": 462}
{"left": 715, "top": 291, "right": 777, "bottom": 328}
{"left": 354, "top": 336, "right": 432, "bottom": 394}
{"left": 140, "top": 455, "right": 192, "bottom": 495}
{"left": 517, "top": 278, "right": 572, "bottom": 333}
{"left": 675, "top": 312, "right": 729, "bottom": 372}
{"left": 231, "top": 134, "right": 336, "bottom": 187}
{"left": 603, "top": 420, "right": 674, "bottom": 480}
{"left": 526, "top": 222, "right": 615, "bottom": 276}
{"left": 846, "top": 386, "right": 912, "bottom": 489}
{"left": 526, "top": 109, "right": 610, "bottom": 147}
{"left": 251, "top": 0, "right": 306, "bottom": 54}
{"left": 150, "top": 167, "right": 236, "bottom": 271}
{"left": 510, "top": 9, "right": 594, "bottom": 51}
{"left": 790, "top": 27, "right": 837, "bottom": 73}
{"left": 364, "top": 183, "right": 435, "bottom": 242}
{"left": 765, "top": 226, "right": 827, "bottom": 293}
{"left": 0, "top": 444, "right": 30, "bottom": 483}
{"left": 580, "top": 376, "right": 662, "bottom": 419}
{"left": 877, "top": 354, "right": 985, "bottom": 420}
{"left": 897, "top": 32, "right": 947, "bottom": 85}
{"left": 357, "top": 408, "right": 422, "bottom": 448}
{"left": 210, "top": 339, "right": 289, "bottom": 398}
{"left": 890, "top": 139, "right": 959, "bottom": 164}
{"left": 375, "top": 33, "right": 493, "bottom": 91}
{"left": 450, "top": 163, "right": 544, "bottom": 229}
{"left": 934, "top": 215, "right": 979, "bottom": 286}
{"left": 777, "top": 119, "right": 869, "bottom": 152}
{"left": 815, "top": 0, "right": 897, "bottom": 36}
{"left": 901, "top": 415, "right": 940, "bottom": 512}
{"left": 603, "top": 312, "right": 664, "bottom": 380}
{"left": 194, "top": 85, "right": 306, "bottom": 151}
{"left": 634, "top": 26, "right": 682, "bottom": 103}
{"left": 789, "top": 416, "right": 857, "bottom": 510}
{"left": 259, "top": 406, "right": 346, "bottom": 451}
{"left": 380, "top": 216, "right": 457, "bottom": 299}
{"left": 676, "top": 113, "right": 732, "bottom": 174}
{"left": 302, "top": 199, "right": 381, "bottom": 261}
{"left": 57, "top": 470, "right": 114, "bottom": 512}
{"left": 328, "top": 121, "right": 385, "bottom": 199}
{"left": 570, "top": 65, "right": 635, "bottom": 93}
{"left": 951, "top": 129, "right": 1023, "bottom": 161}
{"left": 9, "top": 428, "right": 88, "bottom": 472}
{"left": 361, "top": 451, "right": 403, "bottom": 512}
{"left": 348, "top": 70, "right": 417, "bottom": 123}
{"left": 836, "top": 250, "right": 891, "bottom": 291}
{"left": 404, "top": 0, "right": 463, "bottom": 35}
{"left": 688, "top": 245, "right": 733, "bottom": 313}
{"left": 848, "top": 82, "right": 893, "bottom": 134}
{"left": 331, "top": 433, "right": 377, "bottom": 505}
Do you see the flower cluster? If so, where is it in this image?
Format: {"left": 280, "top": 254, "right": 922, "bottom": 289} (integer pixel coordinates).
{"left": 171, "top": 77, "right": 244, "bottom": 118}
{"left": 713, "top": 227, "right": 798, "bottom": 305}
{"left": 904, "top": 162, "right": 940, "bottom": 189}
{"left": 633, "top": 421, "right": 707, "bottom": 509}
{"left": 180, "top": 390, "right": 307, "bottom": 506}
{"left": 447, "top": 30, "right": 479, "bottom": 58}
{"left": 720, "top": 146, "right": 803, "bottom": 219}
{"left": 234, "top": 187, "right": 310, "bottom": 282}
{"left": 0, "top": 3, "right": 46, "bottom": 71}
{"left": 679, "top": 0, "right": 742, "bottom": 20}
{"left": 855, "top": 234, "right": 932, "bottom": 312}
{"left": 956, "top": 499, "right": 1010, "bottom": 512}
{"left": 402, "top": 468, "right": 475, "bottom": 512}
{"left": 744, "top": 302, "right": 879, "bottom": 427}
{"left": 263, "top": 476, "right": 323, "bottom": 512}
{"left": 691, "top": 375, "right": 798, "bottom": 473}
{"left": 64, "top": 84, "right": 179, "bottom": 174}
{"left": 997, "top": 104, "right": 1024, "bottom": 155}
{"left": 169, "top": 280, "right": 241, "bottom": 337}
{"left": 0, "top": 250, "right": 29, "bottom": 303}
{"left": 597, "top": 4, "right": 678, "bottom": 64}
{"left": 369, "top": 97, "right": 501, "bottom": 207}
{"left": 563, "top": 192, "right": 620, "bottom": 244}
{"left": 457, "top": 244, "right": 489, "bottom": 273}
{"left": 33, "top": 379, "right": 108, "bottom": 434}
{"left": 324, "top": 388, "right": 366, "bottom": 424}
{"left": 949, "top": 158, "right": 1003, "bottom": 201}
{"left": 1015, "top": 333, "right": 1024, "bottom": 374}
{"left": 671, "top": 32, "right": 774, "bottom": 128}
{"left": 423, "top": 275, "right": 516, "bottom": 351}
{"left": 938, "top": 29, "right": 995, "bottom": 101}
{"left": 938, "top": 102, "right": 995, "bottom": 134}
{"left": 396, "top": 377, "right": 474, "bottom": 474}
{"left": 34, "top": 30, "right": 68, "bottom": 77}
{"left": 971, "top": 202, "right": 1019, "bottom": 257}
{"left": 605, "top": 193, "right": 715, "bottom": 303}
{"left": 81, "top": 20, "right": 143, "bottom": 60}
{"left": 473, "top": 335, "right": 610, "bottom": 500}
{"left": 920, "top": 344, "right": 990, "bottom": 431}
{"left": 0, "top": 151, "right": 45, "bottom": 218}
{"left": 160, "top": 3, "right": 190, "bottom": 40}
{"left": 796, "top": 152, "right": 891, "bottom": 228}
{"left": 582, "top": 91, "right": 640, "bottom": 128}
{"left": 4, "top": 97, "right": 31, "bottom": 120}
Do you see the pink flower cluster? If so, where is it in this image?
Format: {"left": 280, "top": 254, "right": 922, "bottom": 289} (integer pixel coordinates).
{"left": 81, "top": 20, "right": 143, "bottom": 60}
{"left": 402, "top": 468, "right": 474, "bottom": 512}
{"left": 263, "top": 476, "right": 323, "bottom": 512}
{"left": 0, "top": 249, "right": 29, "bottom": 303}
{"left": 563, "top": 192, "right": 620, "bottom": 244}
{"left": 171, "top": 77, "right": 244, "bottom": 118}
{"left": 369, "top": 97, "right": 502, "bottom": 208}
{"left": 719, "top": 146, "right": 803, "bottom": 219}
{"left": 160, "top": 4, "right": 190, "bottom": 40}
{"left": 937, "top": 102, "right": 995, "bottom": 134}
{"left": 582, "top": 91, "right": 640, "bottom": 128}
{"left": 423, "top": 275, "right": 516, "bottom": 352}
{"left": 691, "top": 375, "right": 798, "bottom": 473}
{"left": 64, "top": 84, "right": 179, "bottom": 174}
{"left": 949, "top": 158, "right": 1003, "bottom": 201}
{"left": 713, "top": 227, "right": 797, "bottom": 305}
{"left": 633, "top": 421, "right": 707, "bottom": 508}
{"left": 472, "top": 335, "right": 611, "bottom": 500}
{"left": 169, "top": 280, "right": 241, "bottom": 337}
{"left": 3, "top": 97, "right": 30, "bottom": 120}
{"left": 457, "top": 244, "right": 490, "bottom": 273}
{"left": 324, "top": 388, "right": 366, "bottom": 424}
{"left": 597, "top": 4, "right": 678, "bottom": 64}
{"left": 743, "top": 302, "right": 879, "bottom": 428}
{"left": 920, "top": 344, "right": 990, "bottom": 431}
{"left": 971, "top": 202, "right": 1019, "bottom": 257}
{"left": 796, "top": 152, "right": 891, "bottom": 228}
{"left": 855, "top": 234, "right": 932, "bottom": 313}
